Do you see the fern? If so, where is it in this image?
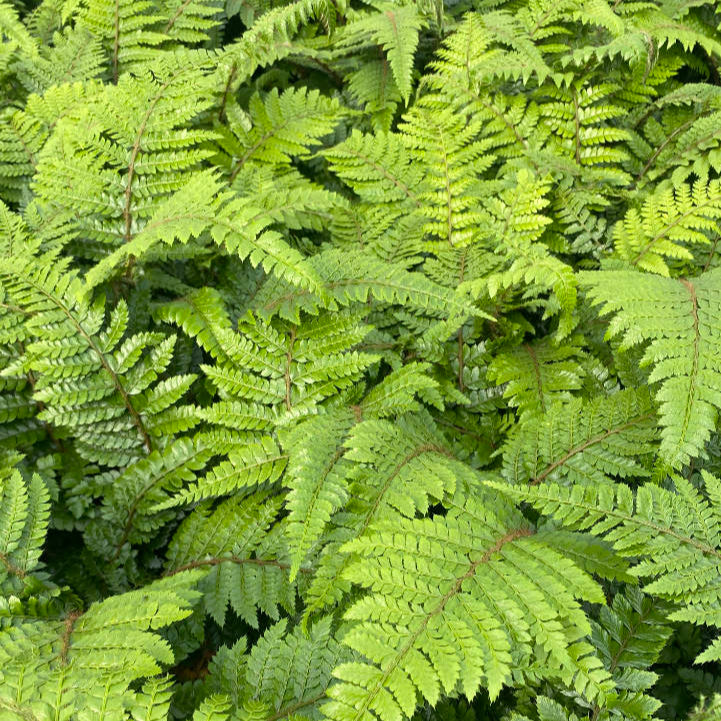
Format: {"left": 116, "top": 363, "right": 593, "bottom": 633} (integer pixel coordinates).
{"left": 487, "top": 336, "right": 585, "bottom": 417}
{"left": 500, "top": 388, "right": 658, "bottom": 487}
{"left": 324, "top": 490, "right": 613, "bottom": 721}
{"left": 218, "top": 86, "right": 345, "bottom": 183}
{"left": 4, "top": 0, "right": 721, "bottom": 719}
{"left": 0, "top": 253, "right": 198, "bottom": 466}
{"left": 336, "top": 2, "right": 426, "bottom": 104}
{"left": 490, "top": 471, "right": 721, "bottom": 664}
{"left": 164, "top": 491, "right": 298, "bottom": 626}
{"left": 0, "top": 570, "right": 203, "bottom": 712}
{"left": 612, "top": 179, "right": 721, "bottom": 275}
{"left": 0, "top": 453, "right": 50, "bottom": 595}
{"left": 581, "top": 268, "right": 721, "bottom": 469}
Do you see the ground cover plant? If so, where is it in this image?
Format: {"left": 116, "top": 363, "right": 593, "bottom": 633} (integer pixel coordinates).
{"left": 2, "top": 0, "right": 721, "bottom": 719}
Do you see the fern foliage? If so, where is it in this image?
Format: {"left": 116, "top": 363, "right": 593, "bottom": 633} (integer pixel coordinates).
{"left": 4, "top": 0, "right": 721, "bottom": 720}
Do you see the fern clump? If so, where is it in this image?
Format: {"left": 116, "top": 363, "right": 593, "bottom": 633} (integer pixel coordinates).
{"left": 3, "top": 0, "right": 721, "bottom": 720}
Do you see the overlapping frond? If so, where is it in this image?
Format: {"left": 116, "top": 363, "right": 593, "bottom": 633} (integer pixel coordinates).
{"left": 500, "top": 388, "right": 658, "bottom": 486}
{"left": 324, "top": 492, "right": 612, "bottom": 721}
{"left": 0, "top": 571, "right": 202, "bottom": 703}
{"left": 3, "top": 1, "right": 721, "bottom": 720}
{"left": 491, "top": 471, "right": 721, "bottom": 664}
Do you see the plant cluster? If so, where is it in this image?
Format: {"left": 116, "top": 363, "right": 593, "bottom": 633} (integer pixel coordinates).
{"left": 2, "top": 0, "right": 721, "bottom": 719}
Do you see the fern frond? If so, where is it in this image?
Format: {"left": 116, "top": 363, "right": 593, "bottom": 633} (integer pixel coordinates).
{"left": 221, "top": 87, "right": 345, "bottom": 178}
{"left": 255, "top": 247, "right": 477, "bottom": 330}
{"left": 84, "top": 170, "right": 325, "bottom": 294}
{"left": 0, "top": 0, "right": 38, "bottom": 61}
{"left": 83, "top": 434, "right": 214, "bottom": 572}
{"left": 399, "top": 106, "right": 493, "bottom": 251}
{"left": 323, "top": 129, "right": 424, "bottom": 207}
{"left": 344, "top": 58, "right": 402, "bottom": 131}
{"left": 469, "top": 170, "right": 577, "bottom": 337}
{"left": 490, "top": 471, "right": 721, "bottom": 664}
{"left": 481, "top": 10, "right": 561, "bottom": 84}
{"left": 0, "top": 571, "right": 202, "bottom": 691}
{"left": 500, "top": 388, "right": 657, "bottom": 486}
{"left": 244, "top": 616, "right": 351, "bottom": 715}
{"left": 488, "top": 337, "right": 585, "bottom": 417}
{"left": 11, "top": 27, "right": 104, "bottom": 94}
{"left": 161, "top": 435, "right": 287, "bottom": 506}
{"left": 192, "top": 695, "right": 233, "bottom": 721}
{"left": 77, "top": 0, "right": 221, "bottom": 80}
{"left": 220, "top": 0, "right": 336, "bottom": 83}
{"left": 155, "top": 286, "right": 233, "bottom": 362}
{"left": 581, "top": 267, "right": 721, "bottom": 468}
{"left": 283, "top": 410, "right": 354, "bottom": 579}
{"left": 588, "top": 588, "right": 671, "bottom": 721}
{"left": 336, "top": 2, "right": 425, "bottom": 102}
{"left": 324, "top": 492, "right": 612, "bottom": 721}
{"left": 128, "top": 676, "right": 174, "bottom": 721}
{"left": 538, "top": 81, "right": 631, "bottom": 185}
{"left": 612, "top": 178, "right": 721, "bottom": 275}
{"left": 631, "top": 106, "right": 721, "bottom": 186}
{"left": 0, "top": 455, "right": 50, "bottom": 595}
{"left": 0, "top": 254, "right": 197, "bottom": 466}
{"left": 302, "top": 410, "right": 470, "bottom": 621}
{"left": 164, "top": 492, "right": 298, "bottom": 626}
{"left": 0, "top": 81, "right": 95, "bottom": 204}
{"left": 32, "top": 64, "right": 218, "bottom": 262}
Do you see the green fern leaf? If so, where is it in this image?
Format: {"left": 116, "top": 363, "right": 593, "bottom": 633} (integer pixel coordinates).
{"left": 337, "top": 3, "right": 425, "bottom": 102}
{"left": 324, "top": 493, "right": 612, "bottom": 721}
{"left": 500, "top": 388, "right": 657, "bottom": 486}
{"left": 489, "top": 471, "right": 721, "bottom": 664}
{"left": 581, "top": 267, "right": 721, "bottom": 468}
